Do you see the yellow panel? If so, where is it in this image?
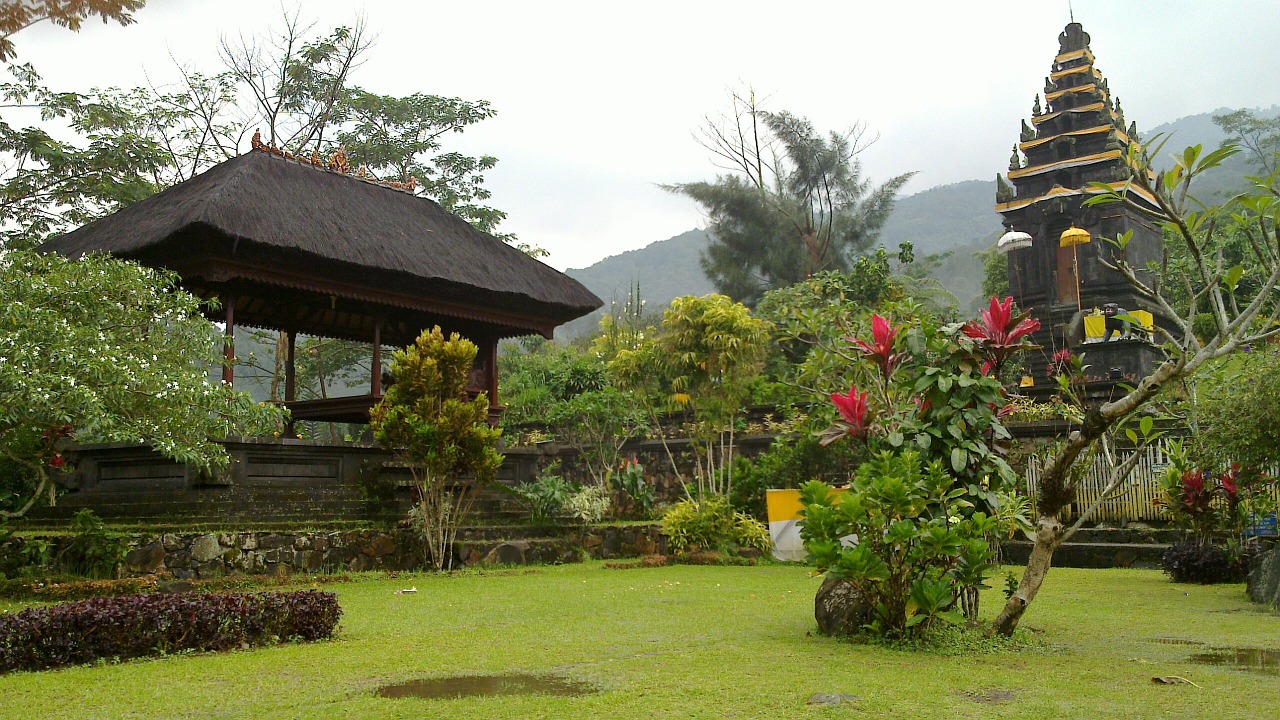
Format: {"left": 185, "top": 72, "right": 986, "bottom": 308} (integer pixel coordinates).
{"left": 766, "top": 487, "right": 847, "bottom": 523}
{"left": 765, "top": 489, "right": 805, "bottom": 523}
{"left": 1132, "top": 309, "right": 1154, "bottom": 331}
{"left": 1084, "top": 315, "right": 1106, "bottom": 339}
{"left": 1032, "top": 102, "right": 1104, "bottom": 125}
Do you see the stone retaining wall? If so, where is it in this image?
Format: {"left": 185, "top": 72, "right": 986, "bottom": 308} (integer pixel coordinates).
{"left": 110, "top": 524, "right": 665, "bottom": 578}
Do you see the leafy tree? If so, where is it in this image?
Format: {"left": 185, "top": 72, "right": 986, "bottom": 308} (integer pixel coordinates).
{"left": 1213, "top": 108, "right": 1280, "bottom": 175}
{"left": 1186, "top": 342, "right": 1280, "bottom": 469}
{"left": 667, "top": 90, "right": 913, "bottom": 305}
{"left": 991, "top": 141, "right": 1280, "bottom": 636}
{"left": 369, "top": 327, "right": 502, "bottom": 572}
{"left": 0, "top": 249, "right": 285, "bottom": 517}
{"left": 610, "top": 294, "right": 771, "bottom": 498}
{"left": 0, "top": 0, "right": 143, "bottom": 61}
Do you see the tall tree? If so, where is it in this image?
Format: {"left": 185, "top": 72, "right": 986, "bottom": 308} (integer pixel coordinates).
{"left": 667, "top": 91, "right": 914, "bottom": 306}
{"left": 1213, "top": 108, "right": 1280, "bottom": 176}
{"left": 0, "top": 0, "right": 144, "bottom": 61}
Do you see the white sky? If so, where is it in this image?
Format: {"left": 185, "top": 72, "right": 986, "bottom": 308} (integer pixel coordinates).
{"left": 19, "top": 0, "right": 1280, "bottom": 271}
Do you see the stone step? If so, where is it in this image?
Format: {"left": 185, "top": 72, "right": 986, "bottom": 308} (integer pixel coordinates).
{"left": 1001, "top": 540, "right": 1168, "bottom": 569}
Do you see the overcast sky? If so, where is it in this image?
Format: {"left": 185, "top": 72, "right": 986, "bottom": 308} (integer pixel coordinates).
{"left": 19, "top": 1, "right": 1280, "bottom": 271}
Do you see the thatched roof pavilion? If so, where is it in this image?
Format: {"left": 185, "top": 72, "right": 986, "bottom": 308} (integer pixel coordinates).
{"left": 41, "top": 145, "right": 602, "bottom": 424}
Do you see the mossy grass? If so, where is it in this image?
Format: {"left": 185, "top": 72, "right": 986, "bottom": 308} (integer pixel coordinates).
{"left": 0, "top": 563, "right": 1275, "bottom": 719}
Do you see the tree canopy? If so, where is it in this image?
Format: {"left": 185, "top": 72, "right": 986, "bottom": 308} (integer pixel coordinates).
{"left": 667, "top": 91, "right": 913, "bottom": 306}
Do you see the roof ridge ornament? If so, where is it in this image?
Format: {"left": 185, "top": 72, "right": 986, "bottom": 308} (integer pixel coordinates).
{"left": 249, "top": 129, "right": 414, "bottom": 195}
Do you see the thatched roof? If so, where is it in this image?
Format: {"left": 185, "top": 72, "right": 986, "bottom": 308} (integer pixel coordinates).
{"left": 41, "top": 148, "right": 601, "bottom": 337}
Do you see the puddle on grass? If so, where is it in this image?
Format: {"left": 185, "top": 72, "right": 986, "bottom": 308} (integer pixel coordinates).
{"left": 1188, "top": 648, "right": 1280, "bottom": 676}
{"left": 376, "top": 674, "right": 597, "bottom": 700}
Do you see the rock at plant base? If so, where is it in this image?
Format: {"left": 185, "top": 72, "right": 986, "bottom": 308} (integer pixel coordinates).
{"left": 124, "top": 541, "right": 165, "bottom": 574}
{"left": 1247, "top": 547, "right": 1280, "bottom": 609}
{"left": 156, "top": 579, "right": 194, "bottom": 593}
{"left": 815, "top": 577, "right": 871, "bottom": 636}
{"left": 190, "top": 534, "right": 224, "bottom": 562}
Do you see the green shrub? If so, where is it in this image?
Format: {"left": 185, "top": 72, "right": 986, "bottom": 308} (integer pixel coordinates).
{"left": 505, "top": 464, "right": 574, "bottom": 523}
{"left": 661, "top": 498, "right": 770, "bottom": 555}
{"left": 799, "top": 450, "right": 996, "bottom": 636}
{"left": 0, "top": 590, "right": 340, "bottom": 673}
{"left": 729, "top": 432, "right": 864, "bottom": 520}
{"left": 57, "top": 510, "right": 126, "bottom": 579}
{"left": 565, "top": 484, "right": 611, "bottom": 524}
{"left": 609, "top": 458, "right": 654, "bottom": 519}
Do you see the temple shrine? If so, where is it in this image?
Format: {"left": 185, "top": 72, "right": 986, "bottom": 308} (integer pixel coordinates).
{"left": 996, "top": 21, "right": 1166, "bottom": 390}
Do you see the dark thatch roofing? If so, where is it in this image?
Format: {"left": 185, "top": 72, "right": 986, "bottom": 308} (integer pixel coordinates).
{"left": 41, "top": 149, "right": 601, "bottom": 335}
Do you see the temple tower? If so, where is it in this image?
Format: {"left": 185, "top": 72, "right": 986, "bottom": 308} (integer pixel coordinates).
{"left": 996, "top": 21, "right": 1165, "bottom": 388}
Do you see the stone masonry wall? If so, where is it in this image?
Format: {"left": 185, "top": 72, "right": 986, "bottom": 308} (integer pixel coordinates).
{"left": 108, "top": 525, "right": 665, "bottom": 578}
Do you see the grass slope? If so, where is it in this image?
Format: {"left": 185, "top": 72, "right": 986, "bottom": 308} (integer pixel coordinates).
{"left": 0, "top": 563, "right": 1275, "bottom": 719}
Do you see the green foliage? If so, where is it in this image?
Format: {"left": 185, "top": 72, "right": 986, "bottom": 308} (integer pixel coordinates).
{"left": 0, "top": 249, "right": 285, "bottom": 517}
{"left": 798, "top": 451, "right": 996, "bottom": 636}
{"left": 1155, "top": 441, "right": 1275, "bottom": 552}
{"left": 728, "top": 430, "right": 865, "bottom": 520}
{"left": 565, "top": 484, "right": 611, "bottom": 525}
{"left": 56, "top": 510, "right": 127, "bottom": 580}
{"left": 1187, "top": 341, "right": 1280, "bottom": 469}
{"left": 609, "top": 458, "right": 654, "bottom": 519}
{"left": 610, "top": 295, "right": 771, "bottom": 498}
{"left": 979, "top": 246, "right": 1010, "bottom": 301}
{"left": 505, "top": 464, "right": 574, "bottom": 523}
{"left": 370, "top": 327, "right": 502, "bottom": 571}
{"left": 660, "top": 498, "right": 770, "bottom": 556}
{"left": 1213, "top": 107, "right": 1280, "bottom": 175}
{"left": 667, "top": 92, "right": 913, "bottom": 306}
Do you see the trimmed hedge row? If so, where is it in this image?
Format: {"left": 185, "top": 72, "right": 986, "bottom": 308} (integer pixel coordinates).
{"left": 0, "top": 572, "right": 354, "bottom": 602}
{"left": 0, "top": 590, "right": 341, "bottom": 673}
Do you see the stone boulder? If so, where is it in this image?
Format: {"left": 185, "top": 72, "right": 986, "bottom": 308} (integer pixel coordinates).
{"left": 124, "top": 541, "right": 165, "bottom": 574}
{"left": 1247, "top": 546, "right": 1280, "bottom": 609}
{"left": 814, "top": 577, "right": 872, "bottom": 636}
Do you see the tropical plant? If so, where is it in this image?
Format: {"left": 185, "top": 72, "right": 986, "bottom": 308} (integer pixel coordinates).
{"left": 505, "top": 463, "right": 575, "bottom": 523}
{"left": 0, "top": 250, "right": 285, "bottom": 518}
{"left": 565, "top": 484, "right": 611, "bottom": 525}
{"left": 369, "top": 327, "right": 503, "bottom": 571}
{"left": 798, "top": 451, "right": 994, "bottom": 635}
{"left": 609, "top": 457, "right": 655, "bottom": 519}
{"left": 660, "top": 497, "right": 770, "bottom": 556}
{"left": 610, "top": 294, "right": 771, "bottom": 499}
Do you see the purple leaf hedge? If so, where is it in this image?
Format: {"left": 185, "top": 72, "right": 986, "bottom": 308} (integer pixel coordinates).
{"left": 0, "top": 590, "right": 341, "bottom": 673}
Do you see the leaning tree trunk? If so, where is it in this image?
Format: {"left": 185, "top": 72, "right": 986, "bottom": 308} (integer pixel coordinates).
{"left": 990, "top": 355, "right": 1187, "bottom": 636}
{"left": 991, "top": 516, "right": 1064, "bottom": 635}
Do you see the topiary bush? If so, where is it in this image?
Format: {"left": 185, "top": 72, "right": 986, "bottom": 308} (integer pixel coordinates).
{"left": 0, "top": 590, "right": 341, "bottom": 673}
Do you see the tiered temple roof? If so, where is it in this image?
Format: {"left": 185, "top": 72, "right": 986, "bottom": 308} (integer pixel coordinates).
{"left": 995, "top": 22, "right": 1166, "bottom": 390}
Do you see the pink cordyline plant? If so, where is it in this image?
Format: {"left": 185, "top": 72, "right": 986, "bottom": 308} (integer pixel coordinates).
{"left": 828, "top": 386, "right": 870, "bottom": 443}
{"left": 847, "top": 314, "right": 902, "bottom": 380}
{"left": 962, "top": 296, "right": 1041, "bottom": 374}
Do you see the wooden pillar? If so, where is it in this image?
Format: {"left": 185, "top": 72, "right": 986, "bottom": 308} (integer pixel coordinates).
{"left": 486, "top": 336, "right": 498, "bottom": 409}
{"left": 222, "top": 295, "right": 237, "bottom": 387}
{"left": 371, "top": 320, "right": 383, "bottom": 397}
{"left": 284, "top": 331, "right": 296, "bottom": 402}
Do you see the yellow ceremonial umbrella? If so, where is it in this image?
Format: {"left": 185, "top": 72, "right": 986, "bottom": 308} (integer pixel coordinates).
{"left": 1060, "top": 225, "right": 1091, "bottom": 314}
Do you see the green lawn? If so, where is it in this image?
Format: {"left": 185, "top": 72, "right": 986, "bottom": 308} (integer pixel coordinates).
{"left": 0, "top": 563, "right": 1275, "bottom": 719}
